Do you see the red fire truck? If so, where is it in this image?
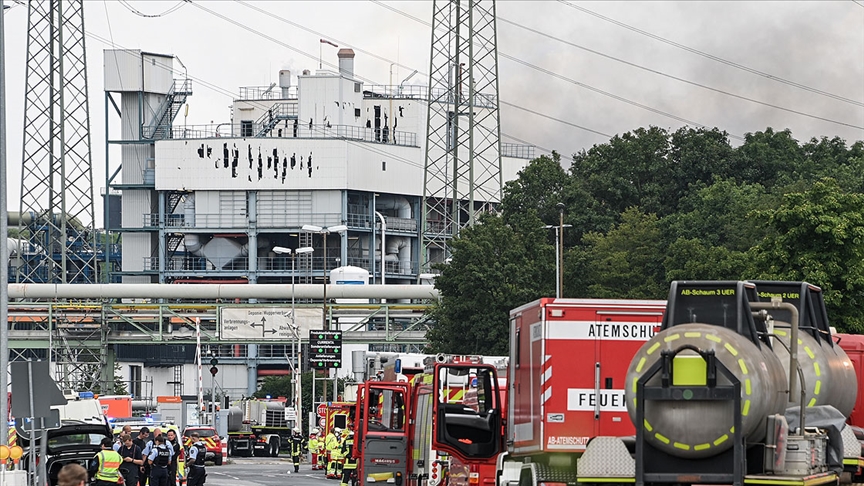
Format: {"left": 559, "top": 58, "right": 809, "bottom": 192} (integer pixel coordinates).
{"left": 500, "top": 298, "right": 667, "bottom": 486}
{"left": 354, "top": 355, "right": 506, "bottom": 486}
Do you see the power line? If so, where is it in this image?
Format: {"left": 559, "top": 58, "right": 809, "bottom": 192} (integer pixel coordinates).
{"left": 499, "top": 16, "right": 864, "bottom": 128}
{"left": 557, "top": 0, "right": 864, "bottom": 108}
{"left": 368, "top": 0, "right": 746, "bottom": 140}
{"left": 233, "top": 0, "right": 424, "bottom": 79}
{"left": 117, "top": 0, "right": 186, "bottom": 18}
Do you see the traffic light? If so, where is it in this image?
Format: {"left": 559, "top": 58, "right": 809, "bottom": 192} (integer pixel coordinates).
{"left": 210, "top": 366, "right": 218, "bottom": 376}
{"left": 210, "top": 357, "right": 218, "bottom": 366}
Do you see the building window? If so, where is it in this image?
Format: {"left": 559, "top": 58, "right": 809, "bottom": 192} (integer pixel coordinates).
{"left": 241, "top": 120, "right": 253, "bottom": 137}
{"left": 354, "top": 82, "right": 361, "bottom": 93}
{"left": 130, "top": 365, "right": 142, "bottom": 398}
{"left": 382, "top": 161, "right": 387, "bottom": 171}
{"left": 355, "top": 108, "right": 361, "bottom": 118}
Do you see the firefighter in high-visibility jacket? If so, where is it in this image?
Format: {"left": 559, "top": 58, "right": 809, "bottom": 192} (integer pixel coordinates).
{"left": 325, "top": 427, "right": 341, "bottom": 478}
{"left": 290, "top": 428, "right": 306, "bottom": 473}
{"left": 340, "top": 431, "right": 357, "bottom": 486}
{"left": 308, "top": 429, "right": 322, "bottom": 470}
{"left": 91, "top": 438, "right": 124, "bottom": 486}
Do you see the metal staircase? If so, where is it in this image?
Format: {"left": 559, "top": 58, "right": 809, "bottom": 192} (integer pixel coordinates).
{"left": 143, "top": 79, "right": 193, "bottom": 139}
{"left": 254, "top": 102, "right": 299, "bottom": 137}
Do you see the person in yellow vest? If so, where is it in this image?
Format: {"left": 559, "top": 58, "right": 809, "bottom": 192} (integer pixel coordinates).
{"left": 91, "top": 437, "right": 124, "bottom": 485}
{"left": 308, "top": 429, "right": 321, "bottom": 470}
{"left": 325, "top": 427, "right": 341, "bottom": 478}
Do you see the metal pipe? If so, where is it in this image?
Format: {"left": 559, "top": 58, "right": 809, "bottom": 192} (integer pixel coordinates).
{"left": 0, "top": 0, "right": 9, "bottom": 445}
{"left": 8, "top": 283, "right": 439, "bottom": 300}
{"left": 750, "top": 300, "right": 801, "bottom": 408}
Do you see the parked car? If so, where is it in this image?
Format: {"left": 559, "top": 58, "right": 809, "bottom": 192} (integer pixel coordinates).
{"left": 183, "top": 425, "right": 223, "bottom": 465}
{"left": 18, "top": 419, "right": 113, "bottom": 486}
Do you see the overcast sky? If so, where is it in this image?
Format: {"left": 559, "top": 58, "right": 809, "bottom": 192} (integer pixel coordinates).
{"left": 2, "top": 1, "right": 863, "bottom": 226}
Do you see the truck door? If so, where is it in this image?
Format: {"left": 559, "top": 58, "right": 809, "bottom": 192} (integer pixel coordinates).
{"left": 359, "top": 383, "right": 409, "bottom": 486}
{"left": 595, "top": 309, "right": 663, "bottom": 437}
{"left": 432, "top": 363, "right": 501, "bottom": 460}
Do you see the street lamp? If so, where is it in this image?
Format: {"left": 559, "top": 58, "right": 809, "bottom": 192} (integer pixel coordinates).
{"left": 545, "top": 222, "right": 572, "bottom": 298}
{"left": 301, "top": 224, "right": 348, "bottom": 330}
{"left": 272, "top": 245, "right": 313, "bottom": 431}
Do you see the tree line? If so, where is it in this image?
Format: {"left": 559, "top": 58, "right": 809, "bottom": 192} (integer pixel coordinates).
{"left": 427, "top": 126, "right": 864, "bottom": 355}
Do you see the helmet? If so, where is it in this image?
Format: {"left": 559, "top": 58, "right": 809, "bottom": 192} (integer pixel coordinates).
{"left": 334, "top": 427, "right": 342, "bottom": 434}
{"left": 312, "top": 428, "right": 320, "bottom": 435}
{"left": 293, "top": 427, "right": 300, "bottom": 434}
{"left": 348, "top": 431, "right": 355, "bottom": 437}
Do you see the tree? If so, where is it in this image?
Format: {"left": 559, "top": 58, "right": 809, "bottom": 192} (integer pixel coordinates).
{"left": 747, "top": 179, "right": 864, "bottom": 332}
{"left": 426, "top": 213, "right": 554, "bottom": 355}
{"left": 572, "top": 207, "right": 666, "bottom": 299}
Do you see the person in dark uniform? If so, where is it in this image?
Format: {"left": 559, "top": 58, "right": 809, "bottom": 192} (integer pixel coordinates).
{"left": 186, "top": 432, "right": 207, "bottom": 486}
{"left": 133, "top": 427, "right": 150, "bottom": 486}
{"left": 290, "top": 427, "right": 306, "bottom": 473}
{"left": 148, "top": 435, "right": 172, "bottom": 486}
{"left": 118, "top": 434, "right": 143, "bottom": 486}
{"left": 165, "top": 429, "right": 181, "bottom": 486}
{"left": 340, "top": 431, "right": 357, "bottom": 486}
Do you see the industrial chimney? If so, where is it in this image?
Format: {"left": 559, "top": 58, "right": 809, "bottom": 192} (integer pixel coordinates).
{"left": 337, "top": 49, "right": 355, "bottom": 78}
{"left": 278, "top": 70, "right": 291, "bottom": 98}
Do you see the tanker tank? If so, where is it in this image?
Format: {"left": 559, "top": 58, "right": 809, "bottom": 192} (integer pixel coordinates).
{"left": 752, "top": 281, "right": 858, "bottom": 417}
{"left": 625, "top": 281, "right": 788, "bottom": 460}
{"left": 227, "top": 405, "right": 245, "bottom": 432}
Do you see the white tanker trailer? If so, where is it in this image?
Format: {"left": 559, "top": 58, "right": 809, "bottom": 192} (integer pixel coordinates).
{"left": 575, "top": 280, "right": 863, "bottom": 486}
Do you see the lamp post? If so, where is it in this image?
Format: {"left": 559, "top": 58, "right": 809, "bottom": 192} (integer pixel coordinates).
{"left": 545, "top": 222, "right": 572, "bottom": 298}
{"left": 273, "top": 245, "right": 313, "bottom": 429}
{"left": 301, "top": 224, "right": 348, "bottom": 330}
{"left": 557, "top": 203, "right": 566, "bottom": 297}
{"left": 374, "top": 211, "right": 386, "bottom": 286}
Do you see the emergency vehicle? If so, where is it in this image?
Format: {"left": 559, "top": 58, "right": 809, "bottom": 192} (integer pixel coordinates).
{"left": 354, "top": 355, "right": 505, "bottom": 486}
{"left": 500, "top": 298, "right": 666, "bottom": 486}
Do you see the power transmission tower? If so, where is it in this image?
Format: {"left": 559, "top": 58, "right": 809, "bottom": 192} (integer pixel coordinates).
{"left": 18, "top": 0, "right": 98, "bottom": 285}
{"left": 18, "top": 0, "right": 104, "bottom": 393}
{"left": 422, "top": 0, "right": 502, "bottom": 271}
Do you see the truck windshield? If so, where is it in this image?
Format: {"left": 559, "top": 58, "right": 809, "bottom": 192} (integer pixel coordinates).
{"left": 435, "top": 365, "right": 500, "bottom": 458}
{"left": 367, "top": 388, "right": 405, "bottom": 432}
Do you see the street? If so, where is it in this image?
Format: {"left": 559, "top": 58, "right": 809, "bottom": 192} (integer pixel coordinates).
{"left": 201, "top": 457, "right": 337, "bottom": 486}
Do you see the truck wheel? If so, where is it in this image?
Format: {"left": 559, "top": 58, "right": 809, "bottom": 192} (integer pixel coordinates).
{"left": 269, "top": 437, "right": 279, "bottom": 457}
{"left": 228, "top": 441, "right": 234, "bottom": 457}
{"left": 214, "top": 454, "right": 223, "bottom": 466}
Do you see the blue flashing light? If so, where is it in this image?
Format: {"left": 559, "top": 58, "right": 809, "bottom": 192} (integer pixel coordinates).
{"left": 471, "top": 378, "right": 478, "bottom": 388}
{"left": 395, "top": 359, "right": 402, "bottom": 374}
{"left": 79, "top": 391, "right": 95, "bottom": 399}
{"left": 266, "top": 395, "right": 271, "bottom": 400}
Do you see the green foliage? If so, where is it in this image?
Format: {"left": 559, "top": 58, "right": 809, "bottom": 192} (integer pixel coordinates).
{"left": 747, "top": 179, "right": 864, "bottom": 332}
{"left": 425, "top": 213, "right": 554, "bottom": 355}
{"left": 427, "top": 126, "right": 864, "bottom": 355}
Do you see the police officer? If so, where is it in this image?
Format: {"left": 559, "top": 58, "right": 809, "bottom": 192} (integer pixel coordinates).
{"left": 340, "top": 431, "right": 357, "bottom": 486}
{"left": 186, "top": 431, "right": 207, "bottom": 486}
{"left": 91, "top": 437, "right": 124, "bottom": 486}
{"left": 290, "top": 427, "right": 306, "bottom": 473}
{"left": 134, "top": 427, "right": 150, "bottom": 486}
{"left": 148, "top": 435, "right": 172, "bottom": 486}
{"left": 165, "top": 429, "right": 181, "bottom": 486}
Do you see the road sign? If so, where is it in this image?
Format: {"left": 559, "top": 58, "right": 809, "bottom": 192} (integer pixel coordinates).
{"left": 309, "top": 330, "right": 342, "bottom": 369}
{"left": 317, "top": 404, "right": 327, "bottom": 416}
{"left": 220, "top": 307, "right": 322, "bottom": 340}
{"left": 10, "top": 361, "right": 67, "bottom": 422}
{"left": 319, "top": 418, "right": 326, "bottom": 427}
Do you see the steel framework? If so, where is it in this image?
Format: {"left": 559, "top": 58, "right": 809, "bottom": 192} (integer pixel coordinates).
{"left": 422, "top": 0, "right": 502, "bottom": 271}
{"left": 18, "top": 0, "right": 97, "bottom": 285}
{"left": 18, "top": 0, "right": 100, "bottom": 393}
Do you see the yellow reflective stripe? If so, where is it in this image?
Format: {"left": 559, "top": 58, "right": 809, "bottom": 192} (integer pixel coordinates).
{"left": 814, "top": 380, "right": 821, "bottom": 395}
{"left": 646, "top": 343, "right": 661, "bottom": 355}
{"left": 814, "top": 362, "right": 821, "bottom": 377}
{"left": 706, "top": 334, "right": 722, "bottom": 343}
{"left": 773, "top": 329, "right": 787, "bottom": 337}
{"left": 654, "top": 433, "right": 670, "bottom": 444}
{"left": 694, "top": 443, "right": 711, "bottom": 451}
{"left": 664, "top": 334, "right": 681, "bottom": 343}
{"left": 804, "top": 347, "right": 815, "bottom": 359}
{"left": 635, "top": 357, "right": 646, "bottom": 373}
{"left": 738, "top": 359, "right": 748, "bottom": 374}
{"left": 808, "top": 398, "right": 817, "bottom": 407}
{"left": 745, "top": 379, "right": 752, "bottom": 395}
{"left": 643, "top": 420, "right": 653, "bottom": 432}
{"left": 673, "top": 442, "right": 690, "bottom": 450}
{"left": 713, "top": 434, "right": 728, "bottom": 446}
{"left": 724, "top": 343, "right": 738, "bottom": 356}
{"left": 684, "top": 332, "right": 701, "bottom": 338}
{"left": 742, "top": 400, "right": 750, "bottom": 416}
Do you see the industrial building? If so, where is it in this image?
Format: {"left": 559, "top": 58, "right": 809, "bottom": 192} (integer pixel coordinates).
{"left": 102, "top": 48, "right": 534, "bottom": 399}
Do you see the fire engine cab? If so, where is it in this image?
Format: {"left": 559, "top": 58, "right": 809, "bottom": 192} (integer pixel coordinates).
{"left": 354, "top": 355, "right": 505, "bottom": 486}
